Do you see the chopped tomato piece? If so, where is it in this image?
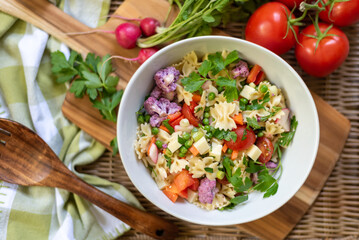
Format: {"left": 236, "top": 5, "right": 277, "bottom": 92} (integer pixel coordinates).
{"left": 170, "top": 115, "right": 185, "bottom": 128}
{"left": 188, "top": 101, "right": 198, "bottom": 113}
{"left": 256, "top": 137, "right": 274, "bottom": 163}
{"left": 163, "top": 184, "right": 179, "bottom": 203}
{"left": 224, "top": 125, "right": 256, "bottom": 151}
{"left": 247, "top": 64, "right": 262, "bottom": 84}
{"left": 168, "top": 112, "right": 182, "bottom": 122}
{"left": 182, "top": 103, "right": 200, "bottom": 127}
{"left": 174, "top": 170, "right": 196, "bottom": 192}
{"left": 178, "top": 188, "right": 188, "bottom": 199}
{"left": 188, "top": 178, "right": 200, "bottom": 191}
{"left": 254, "top": 71, "right": 266, "bottom": 85}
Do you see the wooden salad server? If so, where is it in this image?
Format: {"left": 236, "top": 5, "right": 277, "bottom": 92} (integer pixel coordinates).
{"left": 0, "top": 118, "right": 178, "bottom": 240}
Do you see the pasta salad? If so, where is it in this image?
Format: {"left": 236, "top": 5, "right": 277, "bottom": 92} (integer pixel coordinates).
{"left": 134, "top": 50, "right": 298, "bottom": 210}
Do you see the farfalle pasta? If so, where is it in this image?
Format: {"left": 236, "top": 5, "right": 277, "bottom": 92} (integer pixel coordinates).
{"left": 135, "top": 50, "right": 298, "bottom": 210}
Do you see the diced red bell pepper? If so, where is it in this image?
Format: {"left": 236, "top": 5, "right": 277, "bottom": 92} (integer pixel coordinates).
{"left": 178, "top": 188, "right": 188, "bottom": 199}
{"left": 182, "top": 103, "right": 200, "bottom": 127}
{"left": 188, "top": 177, "right": 200, "bottom": 191}
{"left": 170, "top": 115, "right": 185, "bottom": 128}
{"left": 174, "top": 170, "right": 196, "bottom": 192}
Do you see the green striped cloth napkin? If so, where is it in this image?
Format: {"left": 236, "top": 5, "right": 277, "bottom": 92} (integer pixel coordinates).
{"left": 0, "top": 1, "right": 142, "bottom": 239}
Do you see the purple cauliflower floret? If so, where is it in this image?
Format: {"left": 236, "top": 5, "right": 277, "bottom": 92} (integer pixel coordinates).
{"left": 144, "top": 97, "right": 182, "bottom": 127}
{"left": 150, "top": 114, "right": 167, "bottom": 127}
{"left": 232, "top": 61, "right": 249, "bottom": 78}
{"left": 198, "top": 178, "right": 218, "bottom": 204}
{"left": 150, "top": 86, "right": 162, "bottom": 99}
{"left": 265, "top": 161, "right": 278, "bottom": 169}
{"left": 154, "top": 66, "right": 180, "bottom": 92}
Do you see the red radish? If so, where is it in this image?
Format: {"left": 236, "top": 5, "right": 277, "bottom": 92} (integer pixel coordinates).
{"left": 275, "top": 108, "right": 290, "bottom": 132}
{"left": 105, "top": 47, "right": 158, "bottom": 65}
{"left": 140, "top": 17, "right": 161, "bottom": 37}
{"left": 114, "top": 23, "right": 141, "bottom": 49}
{"left": 148, "top": 142, "right": 158, "bottom": 163}
{"left": 108, "top": 15, "right": 160, "bottom": 37}
{"left": 66, "top": 22, "right": 141, "bottom": 49}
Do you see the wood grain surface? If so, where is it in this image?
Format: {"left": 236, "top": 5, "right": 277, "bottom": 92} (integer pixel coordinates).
{"left": 0, "top": 0, "right": 351, "bottom": 239}
{"left": 0, "top": 119, "right": 178, "bottom": 240}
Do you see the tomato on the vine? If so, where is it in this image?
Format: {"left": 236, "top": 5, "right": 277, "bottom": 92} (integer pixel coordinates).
{"left": 224, "top": 125, "right": 256, "bottom": 151}
{"left": 245, "top": 2, "right": 299, "bottom": 55}
{"left": 256, "top": 137, "right": 274, "bottom": 164}
{"left": 295, "top": 23, "right": 349, "bottom": 77}
{"left": 275, "top": 0, "right": 303, "bottom": 9}
{"left": 319, "top": 0, "right": 359, "bottom": 27}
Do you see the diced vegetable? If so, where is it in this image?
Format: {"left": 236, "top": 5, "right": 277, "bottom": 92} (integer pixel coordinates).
{"left": 247, "top": 64, "right": 262, "bottom": 83}
{"left": 192, "top": 94, "right": 202, "bottom": 103}
{"left": 246, "top": 144, "right": 262, "bottom": 161}
{"left": 159, "top": 125, "right": 170, "bottom": 133}
{"left": 188, "top": 178, "right": 200, "bottom": 191}
{"left": 231, "top": 149, "right": 239, "bottom": 160}
{"left": 189, "top": 145, "right": 199, "bottom": 156}
{"left": 163, "top": 184, "right": 179, "bottom": 203}
{"left": 170, "top": 115, "right": 185, "bottom": 128}
{"left": 232, "top": 113, "right": 244, "bottom": 125}
{"left": 222, "top": 143, "right": 228, "bottom": 153}
{"left": 174, "top": 170, "right": 196, "bottom": 192}
{"left": 168, "top": 112, "right": 182, "bottom": 122}
{"left": 216, "top": 170, "right": 225, "bottom": 180}
{"left": 192, "top": 131, "right": 204, "bottom": 142}
{"left": 193, "top": 137, "right": 210, "bottom": 155}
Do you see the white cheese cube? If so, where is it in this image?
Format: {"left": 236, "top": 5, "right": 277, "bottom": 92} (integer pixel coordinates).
{"left": 210, "top": 142, "right": 222, "bottom": 162}
{"left": 240, "top": 85, "right": 256, "bottom": 100}
{"left": 187, "top": 189, "right": 198, "bottom": 203}
{"left": 167, "top": 138, "right": 181, "bottom": 153}
{"left": 193, "top": 137, "right": 210, "bottom": 155}
{"left": 246, "top": 144, "right": 262, "bottom": 161}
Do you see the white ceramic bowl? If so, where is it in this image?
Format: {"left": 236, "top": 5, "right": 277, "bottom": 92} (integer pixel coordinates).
{"left": 117, "top": 36, "right": 319, "bottom": 226}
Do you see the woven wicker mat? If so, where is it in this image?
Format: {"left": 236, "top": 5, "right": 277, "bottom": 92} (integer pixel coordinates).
{"left": 77, "top": 1, "right": 359, "bottom": 239}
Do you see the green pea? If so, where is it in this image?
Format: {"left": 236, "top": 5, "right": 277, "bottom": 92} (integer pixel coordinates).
{"left": 260, "top": 85, "right": 268, "bottom": 93}
{"left": 185, "top": 139, "right": 193, "bottom": 149}
{"left": 204, "top": 106, "right": 210, "bottom": 112}
{"left": 204, "top": 125, "right": 211, "bottom": 132}
{"left": 191, "top": 127, "right": 199, "bottom": 134}
{"left": 240, "top": 98, "right": 248, "bottom": 105}
{"left": 144, "top": 114, "right": 151, "bottom": 122}
{"left": 227, "top": 148, "right": 233, "bottom": 154}
{"left": 137, "top": 115, "right": 145, "bottom": 124}
{"left": 155, "top": 140, "right": 163, "bottom": 149}
{"left": 206, "top": 132, "right": 213, "bottom": 139}
{"left": 178, "top": 152, "right": 186, "bottom": 158}
{"left": 257, "top": 132, "right": 264, "bottom": 137}
{"left": 151, "top": 127, "right": 159, "bottom": 135}
{"left": 182, "top": 132, "right": 191, "bottom": 140}
{"left": 202, "top": 118, "right": 210, "bottom": 126}
{"left": 210, "top": 126, "right": 215, "bottom": 134}
{"left": 204, "top": 112, "right": 210, "bottom": 118}
{"left": 208, "top": 92, "right": 216, "bottom": 101}
{"left": 180, "top": 146, "right": 188, "bottom": 154}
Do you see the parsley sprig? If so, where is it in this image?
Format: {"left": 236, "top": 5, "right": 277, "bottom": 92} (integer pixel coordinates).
{"left": 181, "top": 50, "right": 240, "bottom": 102}
{"left": 51, "top": 50, "right": 123, "bottom": 122}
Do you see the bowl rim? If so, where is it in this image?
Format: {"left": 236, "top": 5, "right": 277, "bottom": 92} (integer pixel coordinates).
{"left": 117, "top": 35, "right": 320, "bottom": 225}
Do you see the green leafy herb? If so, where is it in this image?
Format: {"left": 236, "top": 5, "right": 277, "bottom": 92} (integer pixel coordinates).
{"left": 162, "top": 120, "right": 175, "bottom": 134}
{"left": 164, "top": 155, "right": 172, "bottom": 168}
{"left": 230, "top": 195, "right": 248, "bottom": 205}
{"left": 51, "top": 50, "right": 123, "bottom": 122}
{"left": 181, "top": 72, "right": 206, "bottom": 92}
{"left": 246, "top": 117, "right": 261, "bottom": 130}
{"left": 241, "top": 129, "right": 247, "bottom": 140}
{"left": 198, "top": 60, "right": 212, "bottom": 77}
{"left": 278, "top": 116, "right": 298, "bottom": 147}
{"left": 185, "top": 165, "right": 190, "bottom": 171}
{"left": 246, "top": 99, "right": 265, "bottom": 110}
{"left": 204, "top": 167, "right": 213, "bottom": 173}
{"left": 245, "top": 160, "right": 265, "bottom": 173}
{"left": 213, "top": 128, "right": 237, "bottom": 142}
{"left": 223, "top": 157, "right": 234, "bottom": 179}
{"left": 216, "top": 76, "right": 238, "bottom": 102}
{"left": 260, "top": 106, "right": 281, "bottom": 122}
{"left": 253, "top": 169, "right": 279, "bottom": 198}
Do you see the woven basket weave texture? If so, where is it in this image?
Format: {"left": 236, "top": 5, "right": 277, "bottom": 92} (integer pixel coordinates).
{"left": 78, "top": 1, "right": 359, "bottom": 239}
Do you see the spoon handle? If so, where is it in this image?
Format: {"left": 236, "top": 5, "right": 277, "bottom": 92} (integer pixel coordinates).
{"left": 51, "top": 164, "right": 178, "bottom": 240}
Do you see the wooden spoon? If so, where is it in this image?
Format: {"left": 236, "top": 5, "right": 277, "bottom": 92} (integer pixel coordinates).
{"left": 0, "top": 118, "right": 178, "bottom": 240}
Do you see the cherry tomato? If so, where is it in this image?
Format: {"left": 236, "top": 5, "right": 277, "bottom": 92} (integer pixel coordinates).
{"left": 295, "top": 23, "right": 349, "bottom": 77}
{"left": 245, "top": 2, "right": 299, "bottom": 55}
{"left": 224, "top": 125, "right": 256, "bottom": 151}
{"left": 256, "top": 137, "right": 274, "bottom": 164}
{"left": 182, "top": 103, "right": 200, "bottom": 127}
{"left": 319, "top": 0, "right": 359, "bottom": 27}
{"left": 275, "top": 0, "right": 303, "bottom": 9}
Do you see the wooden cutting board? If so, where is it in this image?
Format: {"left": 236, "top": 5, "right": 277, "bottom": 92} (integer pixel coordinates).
{"left": 0, "top": 0, "right": 351, "bottom": 239}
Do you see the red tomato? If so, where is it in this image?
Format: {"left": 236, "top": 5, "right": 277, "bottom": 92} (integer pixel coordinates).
{"left": 182, "top": 103, "right": 200, "bottom": 127}
{"left": 224, "top": 125, "right": 256, "bottom": 151}
{"left": 245, "top": 2, "right": 299, "bottom": 55}
{"left": 295, "top": 23, "right": 349, "bottom": 77}
{"left": 256, "top": 137, "right": 274, "bottom": 164}
{"left": 319, "top": 0, "right": 359, "bottom": 27}
{"left": 275, "top": 0, "right": 303, "bottom": 9}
